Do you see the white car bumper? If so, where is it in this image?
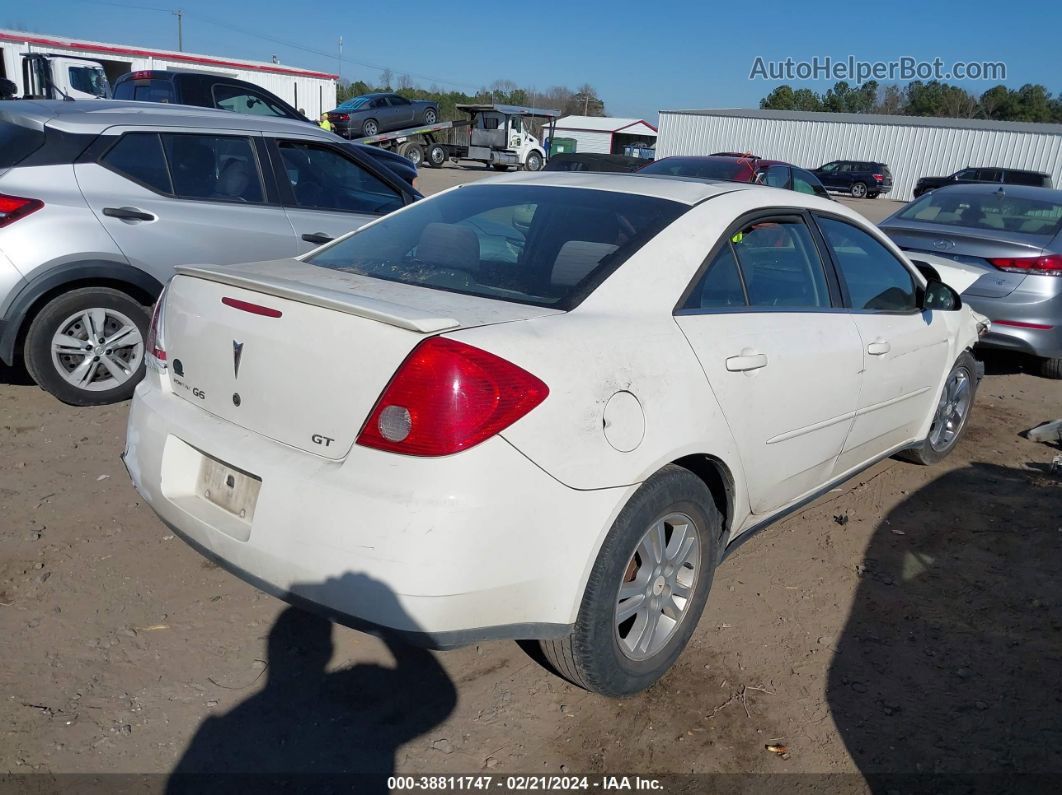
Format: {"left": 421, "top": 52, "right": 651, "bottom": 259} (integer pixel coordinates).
{"left": 123, "top": 375, "right": 629, "bottom": 648}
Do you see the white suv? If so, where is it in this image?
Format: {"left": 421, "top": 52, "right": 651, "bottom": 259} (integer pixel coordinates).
{"left": 0, "top": 100, "right": 418, "bottom": 405}
{"left": 124, "top": 172, "right": 983, "bottom": 695}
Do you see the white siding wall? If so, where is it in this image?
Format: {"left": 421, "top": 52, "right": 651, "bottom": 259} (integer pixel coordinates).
{"left": 554, "top": 129, "right": 612, "bottom": 154}
{"left": 657, "top": 112, "right": 1062, "bottom": 201}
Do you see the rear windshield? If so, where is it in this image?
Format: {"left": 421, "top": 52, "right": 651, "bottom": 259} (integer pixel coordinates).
{"left": 640, "top": 157, "right": 752, "bottom": 182}
{"left": 0, "top": 121, "right": 46, "bottom": 169}
{"left": 308, "top": 184, "right": 686, "bottom": 308}
{"left": 338, "top": 96, "right": 372, "bottom": 110}
{"left": 896, "top": 189, "right": 1062, "bottom": 237}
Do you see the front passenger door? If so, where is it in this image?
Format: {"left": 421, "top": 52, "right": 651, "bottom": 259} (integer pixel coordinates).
{"left": 674, "top": 212, "right": 864, "bottom": 515}
{"left": 269, "top": 138, "right": 407, "bottom": 251}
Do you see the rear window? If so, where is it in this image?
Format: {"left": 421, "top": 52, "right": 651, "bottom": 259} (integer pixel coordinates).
{"left": 0, "top": 121, "right": 46, "bottom": 169}
{"left": 1003, "top": 171, "right": 1048, "bottom": 187}
{"left": 308, "top": 184, "right": 685, "bottom": 308}
{"left": 896, "top": 190, "right": 1062, "bottom": 237}
{"left": 639, "top": 157, "right": 752, "bottom": 182}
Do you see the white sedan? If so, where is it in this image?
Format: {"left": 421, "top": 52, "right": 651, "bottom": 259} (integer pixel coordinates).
{"left": 123, "top": 172, "right": 983, "bottom": 696}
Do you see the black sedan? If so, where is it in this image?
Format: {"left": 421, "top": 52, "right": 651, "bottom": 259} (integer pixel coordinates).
{"left": 327, "top": 93, "right": 439, "bottom": 138}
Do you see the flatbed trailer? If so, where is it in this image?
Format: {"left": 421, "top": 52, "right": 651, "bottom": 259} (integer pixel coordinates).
{"left": 345, "top": 103, "right": 559, "bottom": 172}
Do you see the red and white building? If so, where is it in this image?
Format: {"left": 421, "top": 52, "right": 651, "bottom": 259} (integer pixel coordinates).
{"left": 551, "top": 115, "right": 658, "bottom": 155}
{"left": 0, "top": 29, "right": 337, "bottom": 119}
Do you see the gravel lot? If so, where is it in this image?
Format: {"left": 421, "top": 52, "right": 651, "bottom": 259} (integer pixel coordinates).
{"left": 2, "top": 166, "right": 1060, "bottom": 787}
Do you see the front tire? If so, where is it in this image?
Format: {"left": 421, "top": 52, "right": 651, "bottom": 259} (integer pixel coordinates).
{"left": 898, "top": 351, "right": 978, "bottom": 465}
{"left": 24, "top": 287, "right": 150, "bottom": 406}
{"left": 541, "top": 465, "right": 720, "bottom": 696}
{"left": 523, "top": 151, "right": 544, "bottom": 172}
{"left": 850, "top": 181, "right": 868, "bottom": 198}
{"left": 423, "top": 108, "right": 438, "bottom": 125}
{"left": 425, "top": 144, "right": 448, "bottom": 168}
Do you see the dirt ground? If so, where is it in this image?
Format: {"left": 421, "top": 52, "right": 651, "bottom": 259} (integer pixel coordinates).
{"left": 2, "top": 170, "right": 1061, "bottom": 790}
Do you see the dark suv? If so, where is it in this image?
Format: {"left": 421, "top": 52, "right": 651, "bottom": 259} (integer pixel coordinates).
{"left": 913, "top": 167, "right": 1053, "bottom": 198}
{"left": 113, "top": 70, "right": 308, "bottom": 121}
{"left": 812, "top": 160, "right": 893, "bottom": 199}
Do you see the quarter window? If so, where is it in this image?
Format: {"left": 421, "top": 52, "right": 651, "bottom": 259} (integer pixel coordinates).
{"left": 817, "top": 217, "right": 917, "bottom": 311}
{"left": 687, "top": 245, "right": 746, "bottom": 309}
{"left": 101, "top": 133, "right": 172, "bottom": 194}
{"left": 278, "top": 141, "right": 403, "bottom": 215}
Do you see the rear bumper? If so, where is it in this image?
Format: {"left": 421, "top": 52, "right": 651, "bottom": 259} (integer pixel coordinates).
{"left": 123, "top": 374, "right": 628, "bottom": 647}
{"left": 964, "top": 285, "right": 1062, "bottom": 360}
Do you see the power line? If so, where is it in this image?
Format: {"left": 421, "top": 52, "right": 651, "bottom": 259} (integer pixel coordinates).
{"left": 67, "top": 0, "right": 480, "bottom": 89}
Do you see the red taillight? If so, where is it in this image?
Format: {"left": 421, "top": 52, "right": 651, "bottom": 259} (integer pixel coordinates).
{"left": 356, "top": 337, "right": 549, "bottom": 457}
{"left": 222, "top": 296, "right": 283, "bottom": 317}
{"left": 872, "top": 173, "right": 884, "bottom": 182}
{"left": 988, "top": 254, "right": 1062, "bottom": 276}
{"left": 0, "top": 194, "right": 43, "bottom": 228}
{"left": 330, "top": 112, "right": 349, "bottom": 122}
{"left": 146, "top": 289, "right": 167, "bottom": 363}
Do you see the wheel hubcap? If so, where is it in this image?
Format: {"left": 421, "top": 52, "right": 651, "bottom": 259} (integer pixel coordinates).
{"left": 50, "top": 308, "right": 143, "bottom": 392}
{"left": 929, "top": 367, "right": 972, "bottom": 451}
{"left": 615, "top": 512, "right": 700, "bottom": 661}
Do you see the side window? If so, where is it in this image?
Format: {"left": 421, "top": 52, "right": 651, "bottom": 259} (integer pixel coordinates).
{"left": 100, "top": 133, "right": 173, "bottom": 194}
{"left": 978, "top": 168, "right": 1002, "bottom": 182}
{"left": 792, "top": 168, "right": 826, "bottom": 197}
{"left": 1003, "top": 171, "right": 1041, "bottom": 186}
{"left": 763, "top": 165, "right": 789, "bottom": 188}
{"left": 277, "top": 141, "right": 403, "bottom": 215}
{"left": 731, "top": 219, "right": 831, "bottom": 308}
{"left": 817, "top": 216, "right": 918, "bottom": 312}
{"left": 684, "top": 244, "right": 747, "bottom": 309}
{"left": 819, "top": 162, "right": 837, "bottom": 173}
{"left": 213, "top": 84, "right": 288, "bottom": 117}
{"left": 388, "top": 95, "right": 410, "bottom": 106}
{"left": 160, "top": 133, "right": 264, "bottom": 203}
{"left": 955, "top": 168, "right": 978, "bottom": 180}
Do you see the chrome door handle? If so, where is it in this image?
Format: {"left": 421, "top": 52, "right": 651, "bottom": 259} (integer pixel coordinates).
{"left": 867, "top": 340, "right": 891, "bottom": 356}
{"left": 725, "top": 352, "right": 769, "bottom": 372}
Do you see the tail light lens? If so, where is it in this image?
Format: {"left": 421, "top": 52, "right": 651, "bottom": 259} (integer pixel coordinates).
{"left": 145, "top": 287, "right": 168, "bottom": 366}
{"left": 0, "top": 194, "right": 44, "bottom": 228}
{"left": 331, "top": 112, "right": 349, "bottom": 122}
{"left": 357, "top": 337, "right": 549, "bottom": 456}
{"left": 872, "top": 173, "right": 884, "bottom": 182}
{"left": 988, "top": 255, "right": 1062, "bottom": 276}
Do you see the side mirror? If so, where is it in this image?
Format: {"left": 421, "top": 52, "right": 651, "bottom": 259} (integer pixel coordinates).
{"left": 922, "top": 279, "right": 962, "bottom": 311}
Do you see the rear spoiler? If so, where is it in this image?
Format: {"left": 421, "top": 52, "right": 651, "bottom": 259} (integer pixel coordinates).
{"left": 176, "top": 265, "right": 460, "bottom": 334}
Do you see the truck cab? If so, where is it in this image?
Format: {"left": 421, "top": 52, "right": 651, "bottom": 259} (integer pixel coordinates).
{"left": 17, "top": 53, "right": 111, "bottom": 99}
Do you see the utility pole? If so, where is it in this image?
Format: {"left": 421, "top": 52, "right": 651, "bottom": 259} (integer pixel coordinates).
{"left": 337, "top": 36, "right": 343, "bottom": 84}
{"left": 173, "top": 9, "right": 183, "bottom": 51}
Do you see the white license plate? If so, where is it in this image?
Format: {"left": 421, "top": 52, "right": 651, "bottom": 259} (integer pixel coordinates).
{"left": 196, "top": 455, "right": 261, "bottom": 521}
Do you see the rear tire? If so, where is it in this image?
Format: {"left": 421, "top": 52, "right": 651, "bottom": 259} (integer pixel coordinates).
{"left": 361, "top": 118, "right": 379, "bottom": 137}
{"left": 24, "top": 287, "right": 150, "bottom": 406}
{"left": 850, "top": 181, "right": 868, "bottom": 198}
{"left": 898, "top": 351, "right": 978, "bottom": 466}
{"left": 1040, "top": 357, "right": 1062, "bottom": 379}
{"left": 400, "top": 142, "right": 423, "bottom": 166}
{"left": 540, "top": 465, "right": 721, "bottom": 696}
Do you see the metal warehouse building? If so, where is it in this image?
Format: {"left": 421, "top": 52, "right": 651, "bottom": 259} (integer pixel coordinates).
{"left": 0, "top": 29, "right": 337, "bottom": 120}
{"left": 656, "top": 108, "right": 1062, "bottom": 201}
{"left": 551, "top": 115, "right": 658, "bottom": 155}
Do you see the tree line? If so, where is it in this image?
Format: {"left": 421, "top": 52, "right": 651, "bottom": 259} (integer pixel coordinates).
{"left": 336, "top": 76, "right": 606, "bottom": 121}
{"left": 759, "top": 80, "right": 1062, "bottom": 123}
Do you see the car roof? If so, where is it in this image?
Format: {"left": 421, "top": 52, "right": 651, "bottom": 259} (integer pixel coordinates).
{"left": 467, "top": 169, "right": 798, "bottom": 205}
{"left": 925, "top": 182, "right": 1062, "bottom": 200}
{"left": 3, "top": 99, "right": 324, "bottom": 136}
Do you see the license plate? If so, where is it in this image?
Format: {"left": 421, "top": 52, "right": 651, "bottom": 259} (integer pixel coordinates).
{"left": 197, "top": 455, "right": 261, "bottom": 521}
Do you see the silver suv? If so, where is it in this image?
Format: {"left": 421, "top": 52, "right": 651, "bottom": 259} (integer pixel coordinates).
{"left": 0, "top": 100, "right": 419, "bottom": 405}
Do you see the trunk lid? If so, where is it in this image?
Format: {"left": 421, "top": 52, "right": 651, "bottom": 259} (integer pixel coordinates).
{"left": 163, "top": 258, "right": 561, "bottom": 459}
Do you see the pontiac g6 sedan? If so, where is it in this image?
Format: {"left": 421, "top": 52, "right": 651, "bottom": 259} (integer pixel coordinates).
{"left": 124, "top": 173, "right": 982, "bottom": 696}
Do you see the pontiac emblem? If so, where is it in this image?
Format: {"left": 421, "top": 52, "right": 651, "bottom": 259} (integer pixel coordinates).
{"left": 233, "top": 340, "right": 244, "bottom": 379}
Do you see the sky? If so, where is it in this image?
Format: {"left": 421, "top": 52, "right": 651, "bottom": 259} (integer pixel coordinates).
{"left": 6, "top": 0, "right": 1061, "bottom": 119}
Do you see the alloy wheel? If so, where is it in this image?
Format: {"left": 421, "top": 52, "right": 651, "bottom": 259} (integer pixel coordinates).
{"left": 50, "top": 308, "right": 144, "bottom": 392}
{"left": 929, "top": 366, "right": 972, "bottom": 451}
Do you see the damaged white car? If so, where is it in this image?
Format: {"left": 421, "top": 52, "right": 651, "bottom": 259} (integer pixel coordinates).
{"left": 123, "top": 173, "right": 985, "bottom": 696}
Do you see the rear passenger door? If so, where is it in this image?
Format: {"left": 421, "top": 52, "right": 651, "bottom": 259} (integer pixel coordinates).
{"left": 267, "top": 137, "right": 408, "bottom": 251}
{"left": 75, "top": 129, "right": 298, "bottom": 277}
{"left": 385, "top": 95, "right": 416, "bottom": 128}
{"left": 814, "top": 214, "right": 951, "bottom": 467}
{"left": 674, "top": 211, "right": 864, "bottom": 515}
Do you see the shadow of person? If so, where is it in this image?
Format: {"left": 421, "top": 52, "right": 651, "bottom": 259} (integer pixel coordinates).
{"left": 167, "top": 573, "right": 458, "bottom": 794}
{"left": 827, "top": 462, "right": 1062, "bottom": 793}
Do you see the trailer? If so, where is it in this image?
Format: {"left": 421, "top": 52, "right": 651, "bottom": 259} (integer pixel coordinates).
{"left": 348, "top": 103, "right": 561, "bottom": 171}
{"left": 0, "top": 29, "right": 337, "bottom": 119}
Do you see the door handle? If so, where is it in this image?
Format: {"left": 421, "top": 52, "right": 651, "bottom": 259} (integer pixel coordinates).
{"left": 725, "top": 352, "right": 769, "bottom": 372}
{"left": 301, "top": 232, "right": 335, "bottom": 245}
{"left": 103, "top": 206, "right": 155, "bottom": 222}
{"left": 867, "top": 340, "right": 891, "bottom": 356}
